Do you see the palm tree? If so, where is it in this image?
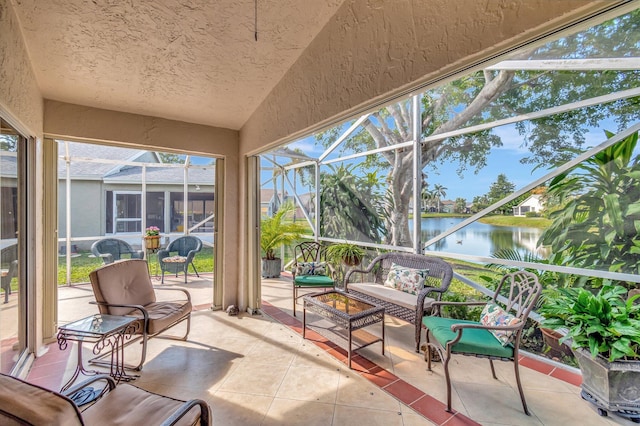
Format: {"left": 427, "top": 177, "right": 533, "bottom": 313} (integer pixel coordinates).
{"left": 433, "top": 184, "right": 448, "bottom": 213}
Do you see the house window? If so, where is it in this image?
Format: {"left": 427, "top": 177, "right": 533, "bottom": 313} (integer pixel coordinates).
{"left": 113, "top": 191, "right": 142, "bottom": 233}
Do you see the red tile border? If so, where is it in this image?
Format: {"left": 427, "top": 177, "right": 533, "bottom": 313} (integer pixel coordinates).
{"left": 442, "top": 413, "right": 483, "bottom": 426}
{"left": 384, "top": 380, "right": 426, "bottom": 405}
{"left": 550, "top": 367, "right": 582, "bottom": 387}
{"left": 519, "top": 356, "right": 554, "bottom": 375}
{"left": 410, "top": 395, "right": 456, "bottom": 425}
{"left": 361, "top": 366, "right": 399, "bottom": 388}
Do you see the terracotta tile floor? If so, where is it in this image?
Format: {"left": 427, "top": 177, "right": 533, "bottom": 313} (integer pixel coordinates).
{"left": 25, "top": 274, "right": 636, "bottom": 425}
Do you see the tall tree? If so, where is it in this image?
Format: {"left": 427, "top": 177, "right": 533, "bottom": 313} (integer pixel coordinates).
{"left": 317, "top": 11, "right": 639, "bottom": 246}
{"left": 433, "top": 184, "right": 448, "bottom": 213}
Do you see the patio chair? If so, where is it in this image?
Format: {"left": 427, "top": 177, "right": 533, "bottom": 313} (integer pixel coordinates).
{"left": 89, "top": 259, "right": 192, "bottom": 370}
{"left": 1, "top": 259, "right": 18, "bottom": 304}
{"left": 0, "top": 373, "right": 211, "bottom": 425}
{"left": 292, "top": 241, "right": 335, "bottom": 316}
{"left": 158, "top": 236, "right": 202, "bottom": 283}
{"left": 422, "top": 271, "right": 541, "bottom": 415}
{"left": 91, "top": 238, "right": 144, "bottom": 265}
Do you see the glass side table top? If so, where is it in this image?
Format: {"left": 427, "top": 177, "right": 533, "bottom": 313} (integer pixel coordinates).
{"left": 306, "top": 291, "right": 377, "bottom": 315}
{"left": 59, "top": 314, "right": 137, "bottom": 339}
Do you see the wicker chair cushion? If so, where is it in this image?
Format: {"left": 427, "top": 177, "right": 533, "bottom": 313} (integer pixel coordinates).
{"left": 480, "top": 302, "right": 521, "bottom": 346}
{"left": 422, "top": 316, "right": 514, "bottom": 358}
{"left": 295, "top": 261, "right": 327, "bottom": 276}
{"left": 349, "top": 282, "right": 435, "bottom": 311}
{"left": 162, "top": 256, "right": 187, "bottom": 263}
{"left": 294, "top": 275, "right": 334, "bottom": 286}
{"left": 383, "top": 263, "right": 428, "bottom": 295}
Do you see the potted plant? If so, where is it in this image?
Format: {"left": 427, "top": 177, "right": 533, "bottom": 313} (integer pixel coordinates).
{"left": 260, "top": 202, "right": 307, "bottom": 278}
{"left": 538, "top": 285, "right": 640, "bottom": 418}
{"left": 144, "top": 226, "right": 161, "bottom": 249}
{"left": 327, "top": 242, "right": 365, "bottom": 267}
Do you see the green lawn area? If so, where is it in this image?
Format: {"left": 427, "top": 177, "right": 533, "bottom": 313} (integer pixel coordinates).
{"left": 477, "top": 215, "right": 551, "bottom": 229}
{"left": 57, "top": 247, "right": 214, "bottom": 285}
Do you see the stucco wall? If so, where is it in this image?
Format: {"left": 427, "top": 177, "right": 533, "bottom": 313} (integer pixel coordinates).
{"left": 239, "top": 0, "right": 622, "bottom": 154}
{"left": 0, "top": 0, "right": 43, "bottom": 136}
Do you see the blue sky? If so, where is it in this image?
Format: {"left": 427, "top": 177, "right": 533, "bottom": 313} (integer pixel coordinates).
{"left": 273, "top": 120, "right": 618, "bottom": 202}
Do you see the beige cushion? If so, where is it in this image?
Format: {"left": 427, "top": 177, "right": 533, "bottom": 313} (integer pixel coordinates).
{"left": 349, "top": 282, "right": 434, "bottom": 311}
{"left": 0, "top": 374, "right": 82, "bottom": 426}
{"left": 90, "top": 259, "right": 157, "bottom": 316}
{"left": 130, "top": 301, "right": 193, "bottom": 335}
{"left": 82, "top": 383, "right": 201, "bottom": 426}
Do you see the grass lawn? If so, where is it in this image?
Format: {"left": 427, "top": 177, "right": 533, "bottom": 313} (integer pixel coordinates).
{"left": 477, "top": 215, "right": 551, "bottom": 229}
{"left": 57, "top": 247, "right": 214, "bottom": 285}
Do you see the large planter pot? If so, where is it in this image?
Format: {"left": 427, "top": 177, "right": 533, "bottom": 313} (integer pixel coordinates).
{"left": 261, "top": 258, "right": 281, "bottom": 278}
{"left": 573, "top": 347, "right": 640, "bottom": 417}
{"left": 144, "top": 235, "right": 160, "bottom": 249}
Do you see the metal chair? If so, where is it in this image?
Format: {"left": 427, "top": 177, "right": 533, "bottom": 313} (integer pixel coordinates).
{"left": 157, "top": 236, "right": 203, "bottom": 283}
{"left": 292, "top": 241, "right": 335, "bottom": 316}
{"left": 1, "top": 244, "right": 18, "bottom": 304}
{"left": 422, "top": 271, "right": 541, "bottom": 415}
{"left": 91, "top": 238, "right": 144, "bottom": 265}
{"left": 89, "top": 259, "right": 192, "bottom": 370}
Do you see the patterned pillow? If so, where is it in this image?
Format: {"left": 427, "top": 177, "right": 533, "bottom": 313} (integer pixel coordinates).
{"left": 480, "top": 302, "right": 521, "bottom": 346}
{"left": 383, "top": 263, "right": 429, "bottom": 295}
{"left": 295, "top": 261, "right": 327, "bottom": 276}
{"left": 162, "top": 255, "right": 187, "bottom": 263}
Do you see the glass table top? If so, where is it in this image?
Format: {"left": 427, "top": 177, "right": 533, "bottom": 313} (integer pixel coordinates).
{"left": 59, "top": 314, "right": 136, "bottom": 335}
{"left": 306, "top": 291, "right": 377, "bottom": 314}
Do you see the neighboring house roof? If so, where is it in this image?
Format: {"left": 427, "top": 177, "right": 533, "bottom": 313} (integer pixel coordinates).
{"left": 56, "top": 142, "right": 213, "bottom": 184}
{"left": 58, "top": 142, "right": 158, "bottom": 179}
{"left": 515, "top": 194, "right": 543, "bottom": 208}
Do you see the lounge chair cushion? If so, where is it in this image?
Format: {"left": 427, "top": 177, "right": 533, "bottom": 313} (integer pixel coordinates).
{"left": 129, "top": 301, "right": 193, "bottom": 335}
{"left": 0, "top": 374, "right": 82, "bottom": 426}
{"left": 422, "top": 316, "right": 514, "bottom": 358}
{"left": 82, "top": 383, "right": 200, "bottom": 426}
{"left": 349, "top": 282, "right": 435, "bottom": 311}
{"left": 90, "top": 260, "right": 156, "bottom": 316}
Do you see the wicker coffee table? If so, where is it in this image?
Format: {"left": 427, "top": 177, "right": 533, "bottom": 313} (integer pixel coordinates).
{"left": 302, "top": 290, "right": 384, "bottom": 368}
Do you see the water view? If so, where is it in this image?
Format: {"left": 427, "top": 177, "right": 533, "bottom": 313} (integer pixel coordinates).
{"left": 419, "top": 217, "right": 546, "bottom": 258}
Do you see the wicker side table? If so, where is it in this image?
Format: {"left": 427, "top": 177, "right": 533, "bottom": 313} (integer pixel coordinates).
{"left": 303, "top": 290, "right": 384, "bottom": 368}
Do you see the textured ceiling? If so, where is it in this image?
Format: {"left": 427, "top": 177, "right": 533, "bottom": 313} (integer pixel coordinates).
{"left": 12, "top": 0, "right": 345, "bottom": 129}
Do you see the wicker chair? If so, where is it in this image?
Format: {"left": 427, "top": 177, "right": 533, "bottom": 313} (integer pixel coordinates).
{"left": 158, "top": 236, "right": 202, "bottom": 283}
{"left": 344, "top": 253, "right": 453, "bottom": 352}
{"left": 291, "top": 241, "right": 336, "bottom": 316}
{"left": 91, "top": 238, "right": 144, "bottom": 265}
{"left": 423, "top": 271, "right": 541, "bottom": 415}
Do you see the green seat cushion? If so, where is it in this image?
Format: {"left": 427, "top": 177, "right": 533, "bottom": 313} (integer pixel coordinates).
{"left": 294, "top": 275, "right": 334, "bottom": 286}
{"left": 422, "top": 316, "right": 514, "bottom": 358}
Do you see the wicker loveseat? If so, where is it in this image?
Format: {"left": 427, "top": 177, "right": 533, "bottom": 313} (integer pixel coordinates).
{"left": 344, "top": 253, "right": 453, "bottom": 352}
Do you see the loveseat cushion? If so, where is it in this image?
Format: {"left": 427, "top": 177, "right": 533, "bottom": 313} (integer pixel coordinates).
{"left": 348, "top": 282, "right": 435, "bottom": 311}
{"left": 82, "top": 383, "right": 200, "bottom": 426}
{"left": 422, "top": 316, "right": 514, "bottom": 358}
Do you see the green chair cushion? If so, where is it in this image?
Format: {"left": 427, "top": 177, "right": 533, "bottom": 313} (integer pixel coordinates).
{"left": 422, "top": 316, "right": 514, "bottom": 358}
{"left": 294, "top": 275, "right": 335, "bottom": 286}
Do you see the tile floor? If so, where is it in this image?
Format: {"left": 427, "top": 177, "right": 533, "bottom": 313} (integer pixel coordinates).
{"left": 25, "top": 274, "right": 637, "bottom": 425}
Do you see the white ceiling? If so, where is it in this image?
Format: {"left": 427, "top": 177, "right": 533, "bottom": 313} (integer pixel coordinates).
{"left": 12, "top": 0, "right": 345, "bottom": 130}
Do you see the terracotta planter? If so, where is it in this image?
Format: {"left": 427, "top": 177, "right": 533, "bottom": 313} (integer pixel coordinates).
{"left": 540, "top": 327, "right": 572, "bottom": 358}
{"left": 343, "top": 255, "right": 362, "bottom": 267}
{"left": 144, "top": 236, "right": 160, "bottom": 249}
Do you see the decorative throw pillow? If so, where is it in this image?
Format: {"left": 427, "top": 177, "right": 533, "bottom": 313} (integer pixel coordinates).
{"left": 295, "top": 261, "right": 327, "bottom": 276}
{"left": 480, "top": 302, "right": 521, "bottom": 346}
{"left": 383, "top": 263, "right": 429, "bottom": 295}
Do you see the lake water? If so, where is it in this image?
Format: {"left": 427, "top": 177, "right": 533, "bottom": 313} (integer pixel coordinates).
{"left": 417, "top": 217, "right": 546, "bottom": 258}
